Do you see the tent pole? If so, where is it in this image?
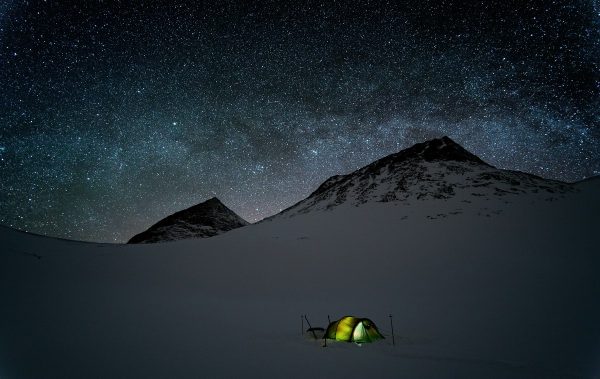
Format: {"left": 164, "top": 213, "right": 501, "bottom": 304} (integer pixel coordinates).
{"left": 389, "top": 314, "right": 395, "bottom": 346}
{"left": 304, "top": 315, "right": 317, "bottom": 340}
{"left": 322, "top": 315, "right": 330, "bottom": 347}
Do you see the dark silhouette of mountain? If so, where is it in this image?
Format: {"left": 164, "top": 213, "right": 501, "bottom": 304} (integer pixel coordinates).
{"left": 128, "top": 197, "right": 248, "bottom": 244}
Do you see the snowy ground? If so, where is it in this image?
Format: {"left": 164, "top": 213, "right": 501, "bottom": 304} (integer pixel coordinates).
{"left": 1, "top": 179, "right": 599, "bottom": 378}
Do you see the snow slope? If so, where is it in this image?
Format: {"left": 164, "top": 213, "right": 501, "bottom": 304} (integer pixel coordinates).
{"left": 128, "top": 197, "right": 249, "bottom": 243}
{"left": 1, "top": 178, "right": 599, "bottom": 378}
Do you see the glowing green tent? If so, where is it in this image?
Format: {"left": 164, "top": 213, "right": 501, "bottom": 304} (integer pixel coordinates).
{"left": 324, "top": 316, "right": 384, "bottom": 344}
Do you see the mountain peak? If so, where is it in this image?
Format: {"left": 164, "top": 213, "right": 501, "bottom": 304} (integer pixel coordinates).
{"left": 386, "top": 136, "right": 490, "bottom": 166}
{"left": 185, "top": 196, "right": 224, "bottom": 211}
{"left": 128, "top": 197, "right": 248, "bottom": 244}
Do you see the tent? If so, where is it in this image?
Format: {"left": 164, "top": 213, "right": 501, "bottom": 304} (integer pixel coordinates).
{"left": 324, "top": 316, "right": 384, "bottom": 344}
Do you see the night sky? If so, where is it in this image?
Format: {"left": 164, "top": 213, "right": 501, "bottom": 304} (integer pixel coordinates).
{"left": 1, "top": 1, "right": 598, "bottom": 242}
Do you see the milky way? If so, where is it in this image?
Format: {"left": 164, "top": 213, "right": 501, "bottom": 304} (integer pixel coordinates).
{"left": 0, "top": 1, "right": 598, "bottom": 242}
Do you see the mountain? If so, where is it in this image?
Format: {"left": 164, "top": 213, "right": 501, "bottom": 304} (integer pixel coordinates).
{"left": 271, "top": 136, "right": 574, "bottom": 219}
{"left": 127, "top": 197, "right": 248, "bottom": 243}
{"left": 127, "top": 137, "right": 573, "bottom": 243}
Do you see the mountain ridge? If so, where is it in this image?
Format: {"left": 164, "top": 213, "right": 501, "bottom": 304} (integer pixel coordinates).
{"left": 267, "top": 136, "right": 574, "bottom": 220}
{"left": 126, "top": 136, "right": 579, "bottom": 242}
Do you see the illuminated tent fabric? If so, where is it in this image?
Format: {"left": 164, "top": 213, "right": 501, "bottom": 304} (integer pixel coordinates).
{"left": 324, "top": 316, "right": 384, "bottom": 343}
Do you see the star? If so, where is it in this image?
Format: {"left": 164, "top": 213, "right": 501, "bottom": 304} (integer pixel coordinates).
{"left": 0, "top": 1, "right": 597, "bottom": 242}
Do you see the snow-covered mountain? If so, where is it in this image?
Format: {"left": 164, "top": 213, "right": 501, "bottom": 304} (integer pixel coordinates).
{"left": 272, "top": 136, "right": 574, "bottom": 219}
{"left": 128, "top": 197, "right": 248, "bottom": 243}
{"left": 128, "top": 137, "right": 573, "bottom": 243}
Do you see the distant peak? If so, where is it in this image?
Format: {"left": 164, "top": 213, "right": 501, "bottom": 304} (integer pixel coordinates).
{"left": 391, "top": 136, "right": 490, "bottom": 165}
{"left": 424, "top": 136, "right": 461, "bottom": 149}
{"left": 205, "top": 197, "right": 223, "bottom": 204}
{"left": 127, "top": 196, "right": 248, "bottom": 244}
{"left": 187, "top": 197, "right": 227, "bottom": 210}
{"left": 439, "top": 136, "right": 459, "bottom": 145}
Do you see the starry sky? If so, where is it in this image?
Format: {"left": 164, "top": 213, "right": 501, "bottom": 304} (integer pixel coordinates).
{"left": 0, "top": 0, "right": 598, "bottom": 242}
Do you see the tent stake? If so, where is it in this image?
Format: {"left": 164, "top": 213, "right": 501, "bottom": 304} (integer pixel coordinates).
{"left": 389, "top": 314, "right": 395, "bottom": 346}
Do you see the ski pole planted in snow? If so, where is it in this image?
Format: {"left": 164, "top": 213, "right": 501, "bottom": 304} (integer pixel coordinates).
{"left": 389, "top": 314, "right": 395, "bottom": 346}
{"left": 323, "top": 315, "right": 329, "bottom": 347}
